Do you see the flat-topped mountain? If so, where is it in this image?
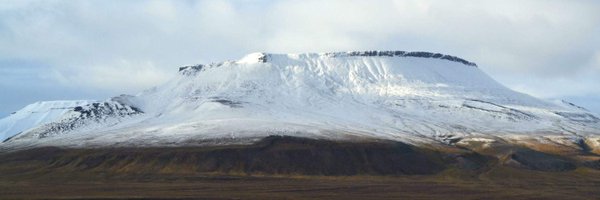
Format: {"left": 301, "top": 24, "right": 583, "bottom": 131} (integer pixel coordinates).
{"left": 1, "top": 51, "right": 599, "bottom": 151}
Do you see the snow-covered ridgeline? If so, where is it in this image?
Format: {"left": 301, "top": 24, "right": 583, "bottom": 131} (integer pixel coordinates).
{"left": 2, "top": 51, "right": 599, "bottom": 148}
{"left": 0, "top": 100, "right": 93, "bottom": 141}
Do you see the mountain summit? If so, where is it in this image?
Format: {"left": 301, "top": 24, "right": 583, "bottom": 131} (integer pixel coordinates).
{"left": 2, "top": 51, "right": 599, "bottom": 151}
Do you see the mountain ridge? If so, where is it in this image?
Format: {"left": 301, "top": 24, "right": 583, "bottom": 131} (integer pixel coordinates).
{"left": 179, "top": 51, "right": 477, "bottom": 74}
{"left": 1, "top": 51, "right": 599, "bottom": 152}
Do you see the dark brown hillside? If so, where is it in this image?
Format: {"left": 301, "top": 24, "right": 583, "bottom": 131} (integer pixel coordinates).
{"left": 2, "top": 136, "right": 600, "bottom": 199}
{"left": 0, "top": 136, "right": 479, "bottom": 176}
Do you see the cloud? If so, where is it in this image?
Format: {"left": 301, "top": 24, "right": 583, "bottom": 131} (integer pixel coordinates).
{"left": 0, "top": 0, "right": 599, "bottom": 115}
{"left": 60, "top": 59, "right": 173, "bottom": 94}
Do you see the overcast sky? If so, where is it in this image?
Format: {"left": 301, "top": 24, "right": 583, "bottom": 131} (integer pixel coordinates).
{"left": 1, "top": 0, "right": 600, "bottom": 117}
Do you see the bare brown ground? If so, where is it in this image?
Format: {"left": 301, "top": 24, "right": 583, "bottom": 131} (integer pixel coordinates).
{"left": 1, "top": 136, "right": 600, "bottom": 200}
{"left": 2, "top": 168, "right": 600, "bottom": 200}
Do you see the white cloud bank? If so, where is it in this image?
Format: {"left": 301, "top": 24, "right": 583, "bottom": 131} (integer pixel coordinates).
{"left": 0, "top": 0, "right": 599, "bottom": 115}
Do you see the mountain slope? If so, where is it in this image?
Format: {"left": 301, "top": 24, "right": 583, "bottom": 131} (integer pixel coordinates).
{"left": 0, "top": 100, "right": 93, "bottom": 141}
{"left": 2, "top": 51, "right": 599, "bottom": 150}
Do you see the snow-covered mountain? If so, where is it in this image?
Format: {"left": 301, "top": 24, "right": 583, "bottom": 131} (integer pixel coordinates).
{"left": 2, "top": 51, "right": 600, "bottom": 150}
{"left": 0, "top": 100, "right": 93, "bottom": 141}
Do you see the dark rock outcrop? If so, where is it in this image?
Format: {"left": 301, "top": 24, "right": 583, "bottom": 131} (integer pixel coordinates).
{"left": 325, "top": 51, "right": 477, "bottom": 67}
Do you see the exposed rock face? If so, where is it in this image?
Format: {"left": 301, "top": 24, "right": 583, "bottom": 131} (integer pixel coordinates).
{"left": 324, "top": 51, "right": 477, "bottom": 66}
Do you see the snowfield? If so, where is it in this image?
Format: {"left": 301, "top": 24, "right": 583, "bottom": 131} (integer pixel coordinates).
{"left": 2, "top": 51, "right": 599, "bottom": 149}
